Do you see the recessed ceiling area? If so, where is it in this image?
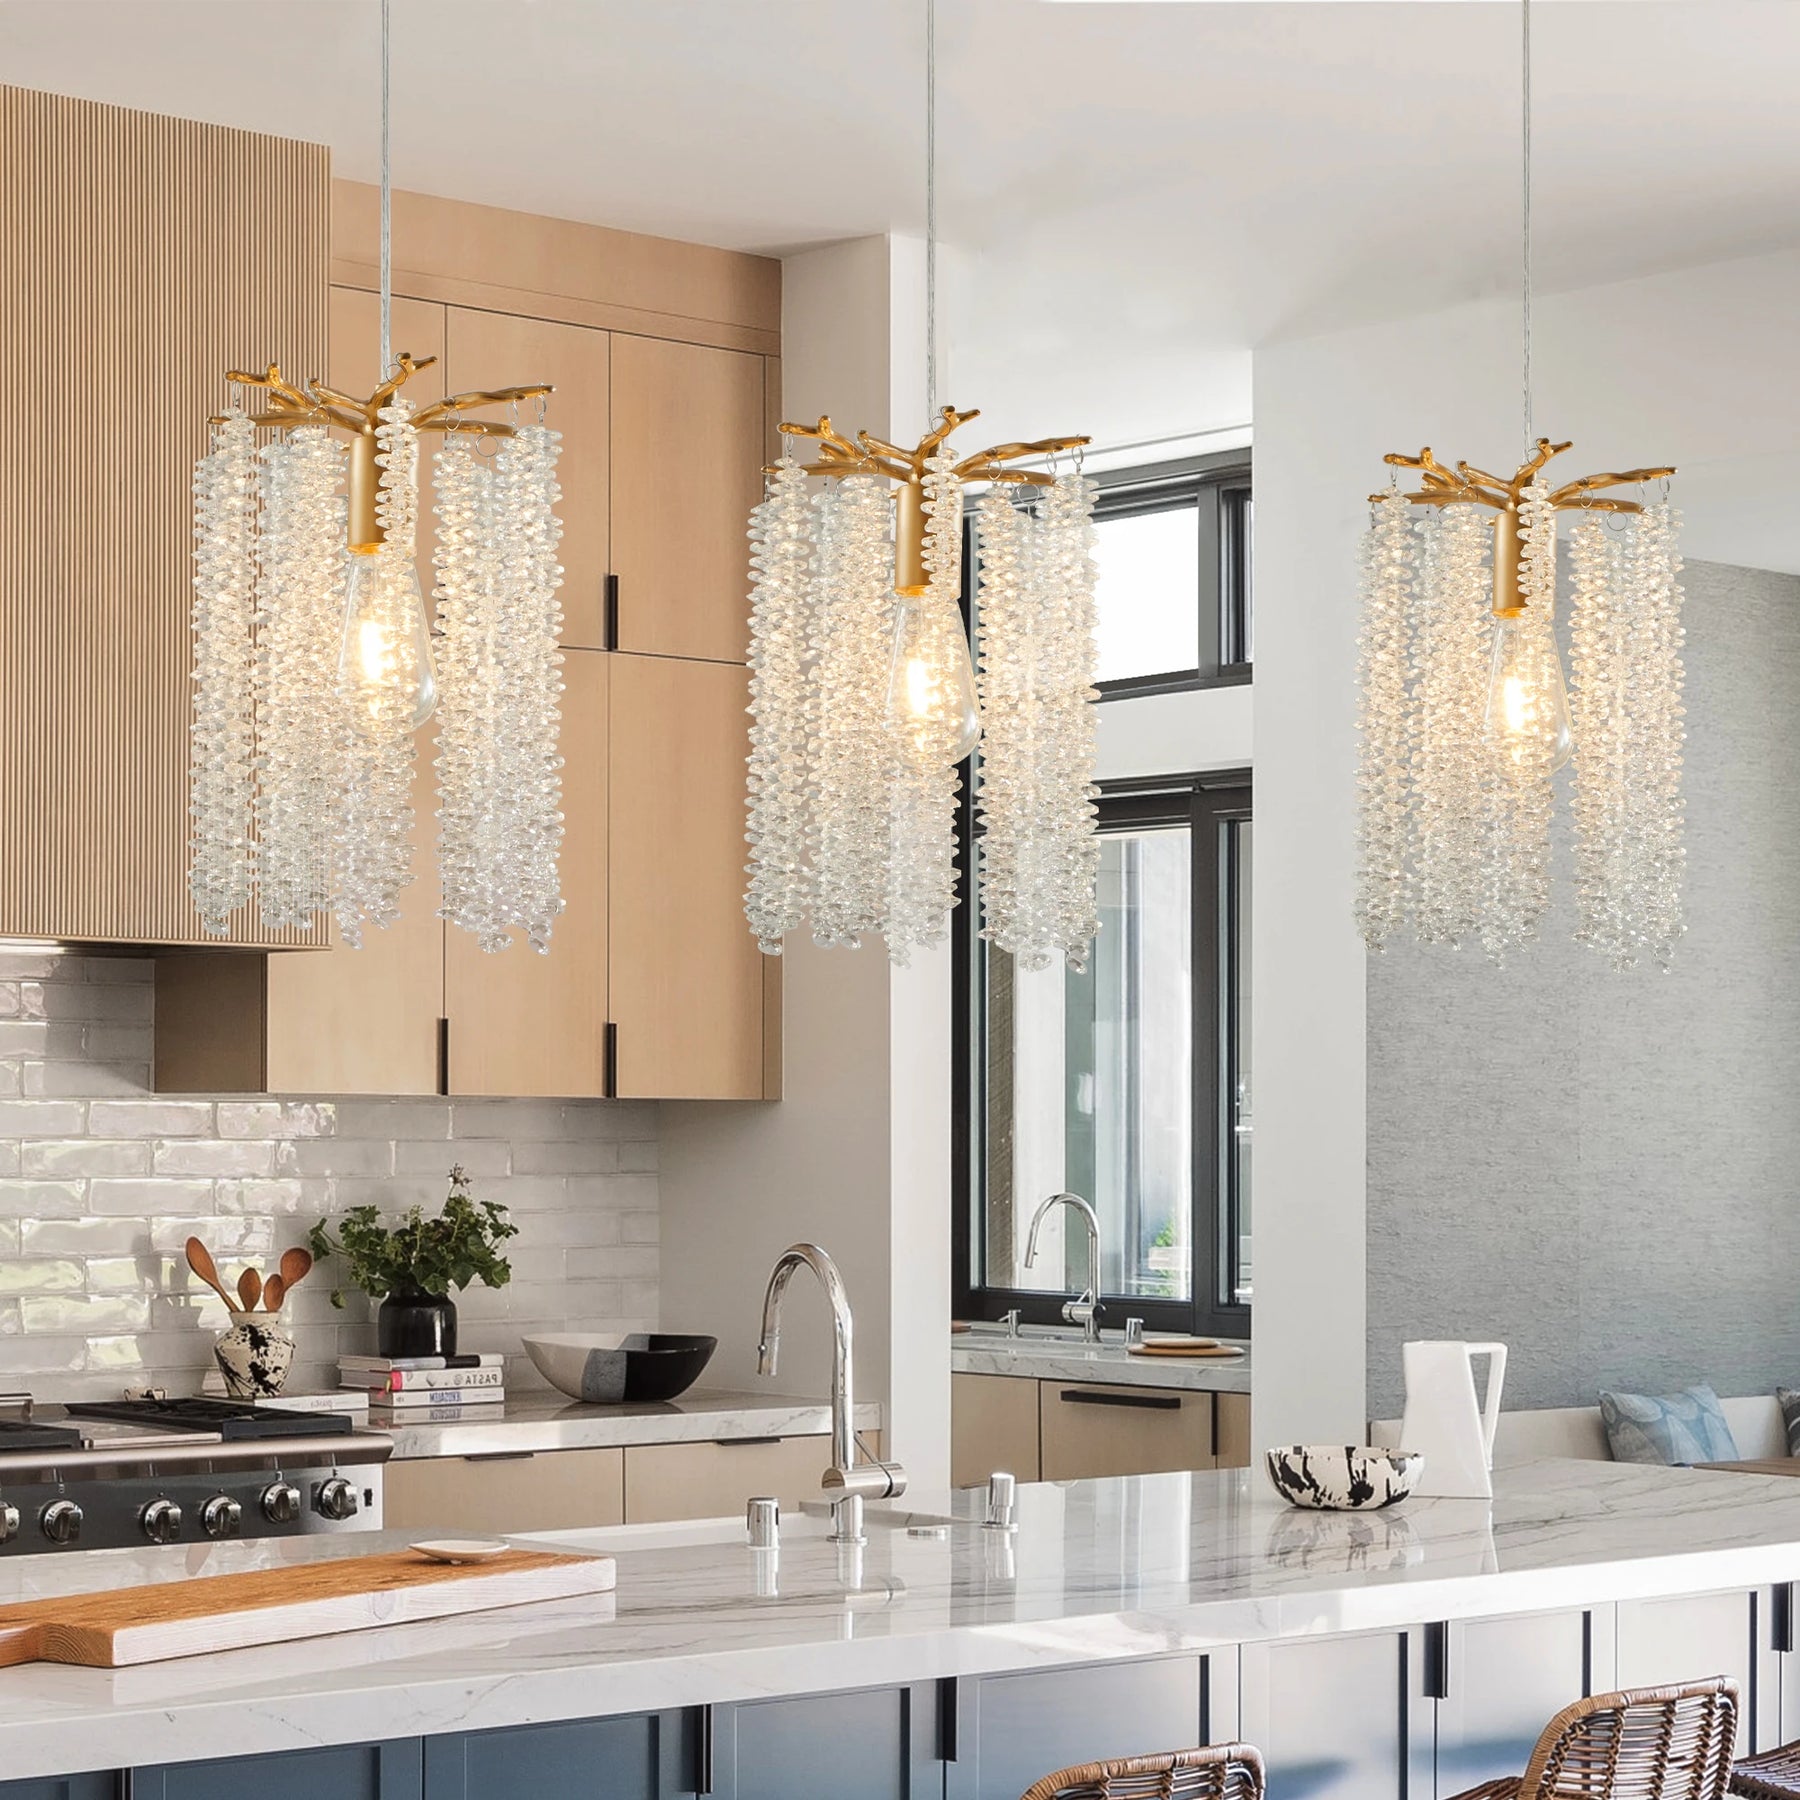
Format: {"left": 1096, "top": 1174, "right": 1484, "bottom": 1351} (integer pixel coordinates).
{"left": 4, "top": 0, "right": 1794, "bottom": 532}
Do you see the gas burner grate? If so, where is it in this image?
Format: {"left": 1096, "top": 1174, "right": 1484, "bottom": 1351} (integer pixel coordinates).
{"left": 63, "top": 1398, "right": 353, "bottom": 1441}
{"left": 0, "top": 1419, "right": 84, "bottom": 1450}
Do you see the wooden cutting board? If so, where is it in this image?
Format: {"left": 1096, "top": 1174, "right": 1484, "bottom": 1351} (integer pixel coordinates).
{"left": 1129, "top": 1340, "right": 1246, "bottom": 1358}
{"left": 0, "top": 1547, "right": 615, "bottom": 1669}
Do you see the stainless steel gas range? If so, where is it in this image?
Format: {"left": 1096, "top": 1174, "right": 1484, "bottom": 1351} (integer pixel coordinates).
{"left": 0, "top": 1395, "right": 390, "bottom": 1553}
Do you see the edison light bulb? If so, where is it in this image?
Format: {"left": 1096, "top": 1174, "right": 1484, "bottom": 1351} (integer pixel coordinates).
{"left": 1486, "top": 612, "right": 1572, "bottom": 772}
{"left": 885, "top": 598, "right": 981, "bottom": 762}
{"left": 339, "top": 549, "right": 437, "bottom": 732}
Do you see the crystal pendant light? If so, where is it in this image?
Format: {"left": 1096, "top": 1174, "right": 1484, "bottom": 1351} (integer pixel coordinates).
{"left": 188, "top": 0, "right": 566, "bottom": 952}
{"left": 742, "top": 0, "right": 1100, "bottom": 969}
{"left": 1352, "top": 0, "right": 1686, "bottom": 968}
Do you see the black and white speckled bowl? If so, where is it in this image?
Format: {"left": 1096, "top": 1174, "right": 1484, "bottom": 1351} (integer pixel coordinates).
{"left": 525, "top": 1332, "right": 717, "bottom": 1405}
{"left": 1264, "top": 1444, "right": 1423, "bottom": 1510}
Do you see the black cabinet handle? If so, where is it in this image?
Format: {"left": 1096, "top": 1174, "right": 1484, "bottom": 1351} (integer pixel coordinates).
{"left": 1776, "top": 1583, "right": 1795, "bottom": 1654}
{"left": 1057, "top": 1389, "right": 1182, "bottom": 1411}
{"left": 714, "top": 1436, "right": 782, "bottom": 1448}
{"left": 604, "top": 573, "right": 620, "bottom": 649}
{"left": 1423, "top": 1621, "right": 1450, "bottom": 1700}
{"left": 436, "top": 1017, "right": 450, "bottom": 1097}
{"left": 695, "top": 1703, "right": 715, "bottom": 1796}
{"left": 603, "top": 1021, "right": 618, "bottom": 1098}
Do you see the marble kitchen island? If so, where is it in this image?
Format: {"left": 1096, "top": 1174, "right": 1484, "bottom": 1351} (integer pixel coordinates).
{"left": 7, "top": 1458, "right": 1800, "bottom": 1800}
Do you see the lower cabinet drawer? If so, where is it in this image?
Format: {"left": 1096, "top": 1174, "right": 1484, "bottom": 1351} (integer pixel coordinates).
{"left": 1215, "top": 1392, "right": 1251, "bottom": 1470}
{"left": 1039, "top": 1382, "right": 1215, "bottom": 1481}
{"left": 952, "top": 1373, "right": 1041, "bottom": 1487}
{"left": 623, "top": 1435, "right": 834, "bottom": 1524}
{"left": 383, "top": 1448, "right": 624, "bottom": 1533}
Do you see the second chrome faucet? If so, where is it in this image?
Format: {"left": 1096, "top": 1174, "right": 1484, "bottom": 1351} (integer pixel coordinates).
{"left": 1023, "top": 1192, "right": 1104, "bottom": 1343}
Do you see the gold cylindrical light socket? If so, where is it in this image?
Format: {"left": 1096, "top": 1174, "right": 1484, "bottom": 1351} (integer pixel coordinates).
{"left": 1491, "top": 502, "right": 1525, "bottom": 617}
{"left": 894, "top": 478, "right": 927, "bottom": 597}
{"left": 348, "top": 426, "right": 382, "bottom": 554}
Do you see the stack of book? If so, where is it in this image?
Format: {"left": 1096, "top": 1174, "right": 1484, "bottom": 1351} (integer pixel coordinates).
{"left": 339, "top": 1354, "right": 506, "bottom": 1419}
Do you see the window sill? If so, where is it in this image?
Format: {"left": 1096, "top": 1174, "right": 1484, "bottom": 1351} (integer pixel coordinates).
{"left": 1098, "top": 665, "right": 1252, "bottom": 702}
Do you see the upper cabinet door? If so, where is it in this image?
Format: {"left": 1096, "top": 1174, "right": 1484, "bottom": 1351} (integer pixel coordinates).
{"left": 610, "top": 336, "right": 764, "bottom": 664}
{"left": 445, "top": 650, "right": 609, "bottom": 1099}
{"left": 443, "top": 309, "right": 611, "bottom": 649}
{"left": 609, "top": 654, "right": 769, "bottom": 1099}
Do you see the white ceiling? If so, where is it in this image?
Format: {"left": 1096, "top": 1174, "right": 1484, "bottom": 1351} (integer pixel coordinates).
{"left": 3, "top": 1, "right": 1797, "bottom": 531}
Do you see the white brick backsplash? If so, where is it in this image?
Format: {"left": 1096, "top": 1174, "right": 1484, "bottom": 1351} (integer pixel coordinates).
{"left": 88, "top": 1100, "right": 214, "bottom": 1137}
{"left": 23, "top": 1140, "right": 150, "bottom": 1178}
{"left": 0, "top": 953, "right": 661, "bottom": 1396}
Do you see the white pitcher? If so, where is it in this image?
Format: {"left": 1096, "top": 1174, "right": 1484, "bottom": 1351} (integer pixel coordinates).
{"left": 1398, "top": 1340, "right": 1508, "bottom": 1499}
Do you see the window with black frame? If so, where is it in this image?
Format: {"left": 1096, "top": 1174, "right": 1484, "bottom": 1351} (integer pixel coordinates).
{"left": 1090, "top": 450, "right": 1253, "bottom": 696}
{"left": 953, "top": 773, "right": 1252, "bottom": 1340}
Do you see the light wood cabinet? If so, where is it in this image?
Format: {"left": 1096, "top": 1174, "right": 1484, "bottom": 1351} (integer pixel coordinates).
{"left": 1216, "top": 1392, "right": 1251, "bottom": 1469}
{"left": 609, "top": 654, "right": 770, "bottom": 1099}
{"left": 610, "top": 335, "right": 764, "bottom": 664}
{"left": 444, "top": 308, "right": 611, "bottom": 649}
{"left": 622, "top": 1436, "right": 833, "bottom": 1524}
{"left": 383, "top": 1448, "right": 624, "bottom": 1534}
{"left": 951, "top": 1374, "right": 1042, "bottom": 1489}
{"left": 444, "top": 651, "right": 609, "bottom": 1097}
{"left": 1039, "top": 1381, "right": 1215, "bottom": 1482}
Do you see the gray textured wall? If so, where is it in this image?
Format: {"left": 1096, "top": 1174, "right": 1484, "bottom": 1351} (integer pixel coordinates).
{"left": 1367, "top": 559, "right": 1800, "bottom": 1417}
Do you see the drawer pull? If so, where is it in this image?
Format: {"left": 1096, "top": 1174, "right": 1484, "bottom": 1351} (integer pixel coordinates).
{"left": 1057, "top": 1389, "right": 1182, "bottom": 1411}
{"left": 714, "top": 1436, "right": 783, "bottom": 1448}
{"left": 459, "top": 1452, "right": 536, "bottom": 1464}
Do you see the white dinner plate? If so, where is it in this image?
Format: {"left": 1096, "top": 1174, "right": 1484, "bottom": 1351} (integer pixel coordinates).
{"left": 410, "top": 1538, "right": 511, "bottom": 1564}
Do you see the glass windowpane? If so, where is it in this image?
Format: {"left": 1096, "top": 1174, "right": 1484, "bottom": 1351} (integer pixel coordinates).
{"left": 1093, "top": 506, "right": 1201, "bottom": 682}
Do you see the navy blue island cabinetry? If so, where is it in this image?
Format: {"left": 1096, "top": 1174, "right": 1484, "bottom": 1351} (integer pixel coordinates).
{"left": 5, "top": 1656, "right": 1219, "bottom": 1800}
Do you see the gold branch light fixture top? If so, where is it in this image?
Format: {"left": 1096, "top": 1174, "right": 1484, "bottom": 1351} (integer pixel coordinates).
{"left": 743, "top": 3, "right": 1102, "bottom": 970}
{"left": 1353, "top": 0, "right": 1686, "bottom": 968}
{"left": 188, "top": 0, "right": 567, "bottom": 953}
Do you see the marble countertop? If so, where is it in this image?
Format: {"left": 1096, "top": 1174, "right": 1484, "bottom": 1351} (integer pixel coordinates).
{"left": 377, "top": 1387, "right": 883, "bottom": 1458}
{"left": 953, "top": 1330, "right": 1251, "bottom": 1393}
{"left": 5, "top": 1457, "right": 1800, "bottom": 1779}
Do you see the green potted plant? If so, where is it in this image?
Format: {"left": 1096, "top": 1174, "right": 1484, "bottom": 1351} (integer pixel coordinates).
{"left": 308, "top": 1165, "right": 517, "bottom": 1358}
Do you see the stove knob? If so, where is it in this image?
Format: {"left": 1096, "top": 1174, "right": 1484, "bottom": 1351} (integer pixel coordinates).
{"left": 201, "top": 1496, "right": 243, "bottom": 1540}
{"left": 260, "top": 1481, "right": 302, "bottom": 1525}
{"left": 40, "top": 1499, "right": 82, "bottom": 1546}
{"left": 0, "top": 1503, "right": 18, "bottom": 1545}
{"left": 315, "top": 1476, "right": 360, "bottom": 1522}
{"left": 139, "top": 1498, "right": 182, "bottom": 1545}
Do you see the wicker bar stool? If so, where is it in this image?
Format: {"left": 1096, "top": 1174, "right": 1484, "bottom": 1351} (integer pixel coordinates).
{"left": 1018, "top": 1744, "right": 1265, "bottom": 1800}
{"left": 1444, "top": 1679, "right": 1738, "bottom": 1800}
{"left": 1730, "top": 1739, "right": 1800, "bottom": 1797}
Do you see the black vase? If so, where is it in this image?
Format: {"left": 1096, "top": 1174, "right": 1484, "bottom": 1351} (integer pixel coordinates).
{"left": 377, "top": 1291, "right": 457, "bottom": 1359}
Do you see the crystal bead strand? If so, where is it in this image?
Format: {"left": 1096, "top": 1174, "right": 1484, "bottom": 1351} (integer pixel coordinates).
{"left": 253, "top": 426, "right": 345, "bottom": 928}
{"left": 1630, "top": 500, "right": 1687, "bottom": 968}
{"left": 332, "top": 397, "right": 422, "bottom": 947}
{"left": 884, "top": 451, "right": 965, "bottom": 963}
{"left": 493, "top": 422, "right": 567, "bottom": 951}
{"left": 1567, "top": 509, "right": 1621, "bottom": 958}
{"left": 1352, "top": 491, "right": 1414, "bottom": 950}
{"left": 431, "top": 430, "right": 497, "bottom": 946}
{"left": 1410, "top": 504, "right": 1492, "bottom": 945}
{"left": 188, "top": 408, "right": 260, "bottom": 935}
{"left": 976, "top": 476, "right": 1099, "bottom": 971}
{"left": 807, "top": 475, "right": 894, "bottom": 947}
{"left": 1479, "top": 474, "right": 1558, "bottom": 960}
{"left": 744, "top": 455, "right": 815, "bottom": 953}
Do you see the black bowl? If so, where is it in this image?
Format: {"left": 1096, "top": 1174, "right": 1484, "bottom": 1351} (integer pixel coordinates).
{"left": 525, "top": 1332, "right": 717, "bottom": 1405}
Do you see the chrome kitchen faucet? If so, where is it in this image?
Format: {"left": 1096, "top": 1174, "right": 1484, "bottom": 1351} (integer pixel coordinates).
{"left": 756, "top": 1243, "right": 906, "bottom": 1544}
{"left": 1024, "top": 1192, "right": 1104, "bottom": 1343}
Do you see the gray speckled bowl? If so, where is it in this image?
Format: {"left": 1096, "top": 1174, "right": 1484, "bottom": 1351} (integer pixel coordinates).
{"left": 525, "top": 1332, "right": 717, "bottom": 1405}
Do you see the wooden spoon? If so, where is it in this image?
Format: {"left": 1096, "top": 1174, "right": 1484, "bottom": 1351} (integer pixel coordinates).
{"left": 236, "top": 1267, "right": 262, "bottom": 1312}
{"left": 261, "top": 1274, "right": 286, "bottom": 1313}
{"left": 184, "top": 1238, "right": 235, "bottom": 1311}
{"left": 277, "top": 1246, "right": 313, "bottom": 1293}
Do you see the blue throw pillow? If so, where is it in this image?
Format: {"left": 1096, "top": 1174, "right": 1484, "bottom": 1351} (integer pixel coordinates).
{"left": 1599, "top": 1385, "right": 1739, "bottom": 1466}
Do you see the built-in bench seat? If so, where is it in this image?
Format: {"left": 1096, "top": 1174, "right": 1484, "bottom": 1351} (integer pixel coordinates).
{"left": 1370, "top": 1394, "right": 1787, "bottom": 1464}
